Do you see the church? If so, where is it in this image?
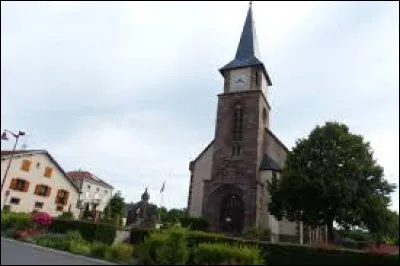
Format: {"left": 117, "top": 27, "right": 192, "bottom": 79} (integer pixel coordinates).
{"left": 187, "top": 3, "right": 299, "bottom": 242}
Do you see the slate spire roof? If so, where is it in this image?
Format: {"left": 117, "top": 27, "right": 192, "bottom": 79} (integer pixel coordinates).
{"left": 219, "top": 2, "right": 272, "bottom": 86}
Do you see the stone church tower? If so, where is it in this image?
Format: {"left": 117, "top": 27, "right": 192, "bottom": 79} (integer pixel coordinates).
{"left": 188, "top": 3, "right": 297, "bottom": 240}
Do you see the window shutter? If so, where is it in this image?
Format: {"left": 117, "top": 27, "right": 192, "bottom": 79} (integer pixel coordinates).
{"left": 34, "top": 185, "right": 40, "bottom": 195}
{"left": 23, "top": 181, "right": 30, "bottom": 192}
{"left": 21, "top": 160, "right": 32, "bottom": 172}
{"left": 44, "top": 167, "right": 53, "bottom": 178}
{"left": 9, "top": 179, "right": 17, "bottom": 190}
{"left": 64, "top": 191, "right": 70, "bottom": 205}
{"left": 46, "top": 187, "right": 51, "bottom": 197}
{"left": 55, "top": 190, "right": 61, "bottom": 204}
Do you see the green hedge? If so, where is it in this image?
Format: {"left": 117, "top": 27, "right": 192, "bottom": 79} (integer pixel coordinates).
{"left": 1, "top": 212, "right": 32, "bottom": 231}
{"left": 130, "top": 228, "right": 398, "bottom": 265}
{"left": 194, "top": 243, "right": 264, "bottom": 265}
{"left": 257, "top": 243, "right": 399, "bottom": 265}
{"left": 49, "top": 219, "right": 116, "bottom": 245}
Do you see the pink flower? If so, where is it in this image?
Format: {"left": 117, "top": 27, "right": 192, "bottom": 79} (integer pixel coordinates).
{"left": 31, "top": 212, "right": 52, "bottom": 227}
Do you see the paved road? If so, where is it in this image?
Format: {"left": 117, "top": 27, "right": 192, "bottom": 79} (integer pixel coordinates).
{"left": 1, "top": 238, "right": 116, "bottom": 265}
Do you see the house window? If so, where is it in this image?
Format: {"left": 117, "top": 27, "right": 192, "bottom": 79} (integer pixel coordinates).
{"left": 55, "top": 189, "right": 69, "bottom": 205}
{"left": 87, "top": 185, "right": 91, "bottom": 189}
{"left": 10, "top": 197, "right": 20, "bottom": 205}
{"left": 35, "top": 202, "right": 43, "bottom": 209}
{"left": 44, "top": 167, "right": 53, "bottom": 178}
{"left": 9, "top": 178, "right": 30, "bottom": 192}
{"left": 56, "top": 205, "right": 63, "bottom": 212}
{"left": 105, "top": 190, "right": 108, "bottom": 194}
{"left": 34, "top": 185, "right": 51, "bottom": 197}
{"left": 96, "top": 187, "right": 100, "bottom": 192}
{"left": 21, "top": 160, "right": 32, "bottom": 172}
{"left": 36, "top": 162, "right": 41, "bottom": 168}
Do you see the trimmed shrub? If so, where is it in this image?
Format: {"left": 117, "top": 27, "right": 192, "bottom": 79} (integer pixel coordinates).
{"left": 186, "top": 230, "right": 227, "bottom": 248}
{"left": 109, "top": 243, "right": 134, "bottom": 263}
{"left": 155, "top": 226, "right": 189, "bottom": 265}
{"left": 257, "top": 242, "right": 399, "bottom": 265}
{"left": 69, "top": 242, "right": 92, "bottom": 255}
{"left": 58, "top": 211, "right": 74, "bottom": 220}
{"left": 242, "top": 227, "right": 260, "bottom": 240}
{"left": 136, "top": 232, "right": 169, "bottom": 264}
{"left": 33, "top": 234, "right": 70, "bottom": 251}
{"left": 194, "top": 242, "right": 264, "bottom": 265}
{"left": 179, "top": 217, "right": 209, "bottom": 231}
{"left": 1, "top": 212, "right": 32, "bottom": 231}
{"left": 50, "top": 219, "right": 116, "bottom": 245}
{"left": 91, "top": 242, "right": 110, "bottom": 259}
{"left": 66, "top": 230, "right": 85, "bottom": 243}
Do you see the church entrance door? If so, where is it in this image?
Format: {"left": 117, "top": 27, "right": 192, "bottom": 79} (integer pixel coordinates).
{"left": 219, "top": 194, "right": 244, "bottom": 234}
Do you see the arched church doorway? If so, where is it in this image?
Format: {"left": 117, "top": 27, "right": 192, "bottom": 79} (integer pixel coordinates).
{"left": 219, "top": 194, "right": 244, "bottom": 233}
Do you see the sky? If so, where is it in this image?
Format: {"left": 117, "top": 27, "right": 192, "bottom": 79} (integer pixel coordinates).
{"left": 1, "top": 1, "right": 399, "bottom": 212}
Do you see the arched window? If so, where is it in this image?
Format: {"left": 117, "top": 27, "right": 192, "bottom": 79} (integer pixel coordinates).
{"left": 255, "top": 70, "right": 259, "bottom": 86}
{"left": 233, "top": 104, "right": 243, "bottom": 141}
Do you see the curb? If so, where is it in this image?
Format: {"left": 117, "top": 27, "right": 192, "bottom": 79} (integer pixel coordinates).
{"left": 1, "top": 237, "right": 118, "bottom": 265}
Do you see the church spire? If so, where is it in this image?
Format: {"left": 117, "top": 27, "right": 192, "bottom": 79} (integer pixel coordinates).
{"left": 235, "top": 1, "right": 260, "bottom": 60}
{"left": 219, "top": 2, "right": 272, "bottom": 86}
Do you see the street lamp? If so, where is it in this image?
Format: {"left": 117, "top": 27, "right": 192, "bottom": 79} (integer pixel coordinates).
{"left": 1, "top": 129, "right": 26, "bottom": 194}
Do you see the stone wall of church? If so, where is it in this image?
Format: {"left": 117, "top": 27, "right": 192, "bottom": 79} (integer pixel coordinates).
{"left": 188, "top": 143, "right": 214, "bottom": 217}
{"left": 264, "top": 130, "right": 287, "bottom": 168}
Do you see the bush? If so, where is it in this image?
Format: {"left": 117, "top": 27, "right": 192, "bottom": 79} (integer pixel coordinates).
{"left": 194, "top": 242, "right": 264, "bottom": 265}
{"left": 242, "top": 227, "right": 260, "bottom": 240}
{"left": 69, "top": 241, "right": 91, "bottom": 255}
{"left": 66, "top": 230, "right": 85, "bottom": 243}
{"left": 186, "top": 230, "right": 227, "bottom": 248}
{"left": 91, "top": 242, "right": 110, "bottom": 259}
{"left": 155, "top": 226, "right": 189, "bottom": 265}
{"left": 58, "top": 211, "right": 74, "bottom": 220}
{"left": 259, "top": 228, "right": 271, "bottom": 242}
{"left": 109, "top": 243, "right": 134, "bottom": 263}
{"left": 50, "top": 219, "right": 116, "bottom": 245}
{"left": 1, "top": 212, "right": 32, "bottom": 231}
{"left": 31, "top": 212, "right": 52, "bottom": 229}
{"left": 179, "top": 217, "right": 209, "bottom": 231}
{"left": 34, "top": 234, "right": 69, "bottom": 251}
{"left": 15, "top": 228, "right": 40, "bottom": 241}
{"left": 136, "top": 231, "right": 169, "bottom": 264}
{"left": 130, "top": 228, "right": 154, "bottom": 244}
{"left": 257, "top": 242, "right": 399, "bottom": 265}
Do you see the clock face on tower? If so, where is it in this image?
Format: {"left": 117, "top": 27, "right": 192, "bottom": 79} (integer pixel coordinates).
{"left": 230, "top": 73, "right": 248, "bottom": 92}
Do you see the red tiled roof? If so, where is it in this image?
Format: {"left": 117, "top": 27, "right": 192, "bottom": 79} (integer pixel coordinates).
{"left": 67, "top": 170, "right": 113, "bottom": 189}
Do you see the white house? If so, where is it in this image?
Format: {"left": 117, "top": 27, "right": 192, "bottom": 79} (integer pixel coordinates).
{"left": 1, "top": 150, "right": 81, "bottom": 218}
{"left": 67, "top": 170, "right": 113, "bottom": 221}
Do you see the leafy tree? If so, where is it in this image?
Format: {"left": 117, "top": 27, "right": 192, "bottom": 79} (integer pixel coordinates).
{"left": 159, "top": 208, "right": 187, "bottom": 223}
{"left": 362, "top": 202, "right": 399, "bottom": 244}
{"left": 268, "top": 122, "right": 396, "bottom": 242}
{"left": 103, "top": 191, "right": 125, "bottom": 226}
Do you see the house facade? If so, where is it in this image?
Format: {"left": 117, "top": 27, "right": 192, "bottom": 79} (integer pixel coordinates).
{"left": 67, "top": 170, "right": 113, "bottom": 221}
{"left": 1, "top": 150, "right": 81, "bottom": 218}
